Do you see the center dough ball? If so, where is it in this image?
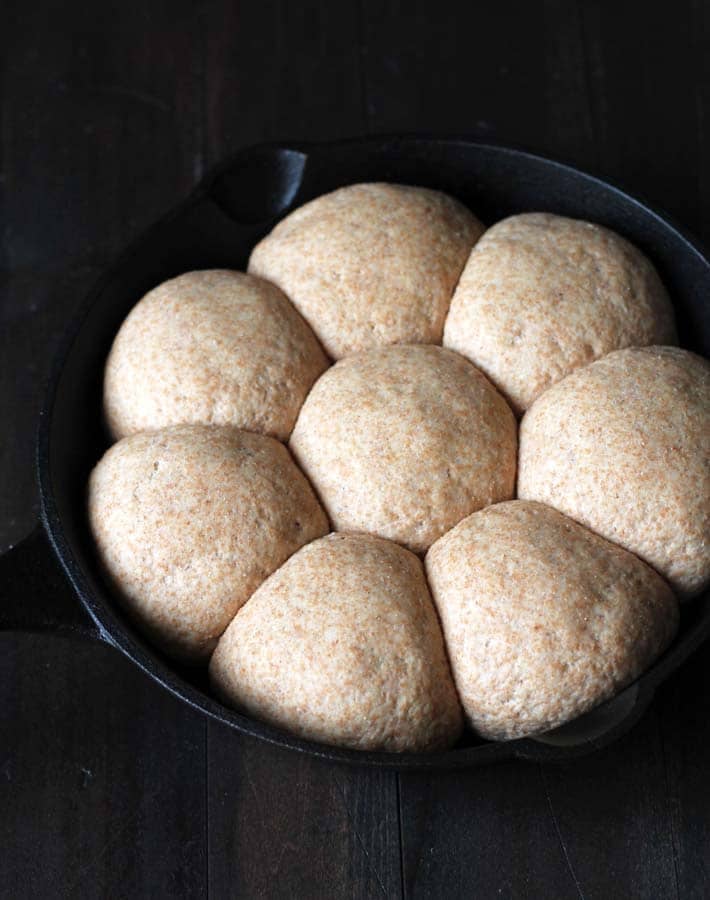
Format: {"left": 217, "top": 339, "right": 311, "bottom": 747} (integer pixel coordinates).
{"left": 88, "top": 425, "right": 328, "bottom": 662}
{"left": 104, "top": 269, "right": 328, "bottom": 441}
{"left": 248, "top": 182, "right": 484, "bottom": 359}
{"left": 210, "top": 533, "right": 463, "bottom": 752}
{"left": 290, "top": 345, "right": 517, "bottom": 553}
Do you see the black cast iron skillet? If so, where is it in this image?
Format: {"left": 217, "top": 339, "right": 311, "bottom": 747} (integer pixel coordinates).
{"left": 1, "top": 136, "right": 709, "bottom": 769}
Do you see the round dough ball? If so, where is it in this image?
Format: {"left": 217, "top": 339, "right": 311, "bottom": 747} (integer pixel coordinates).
{"left": 104, "top": 269, "right": 329, "bottom": 441}
{"left": 289, "top": 345, "right": 517, "bottom": 553}
{"left": 248, "top": 182, "right": 484, "bottom": 359}
{"left": 210, "top": 533, "right": 463, "bottom": 752}
{"left": 88, "top": 424, "right": 329, "bottom": 662}
{"left": 425, "top": 500, "right": 678, "bottom": 740}
{"left": 444, "top": 213, "right": 677, "bottom": 414}
{"left": 518, "top": 347, "right": 710, "bottom": 598}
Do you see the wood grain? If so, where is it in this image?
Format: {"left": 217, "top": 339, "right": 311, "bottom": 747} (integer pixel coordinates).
{"left": 207, "top": 731, "right": 402, "bottom": 899}
{"left": 0, "top": 636, "right": 207, "bottom": 899}
{"left": 203, "top": 0, "right": 368, "bottom": 158}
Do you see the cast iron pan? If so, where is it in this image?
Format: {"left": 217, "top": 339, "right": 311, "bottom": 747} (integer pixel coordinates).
{"left": 1, "top": 136, "right": 709, "bottom": 769}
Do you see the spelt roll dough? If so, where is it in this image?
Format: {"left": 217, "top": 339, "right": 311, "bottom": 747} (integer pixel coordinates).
{"left": 88, "top": 424, "right": 328, "bottom": 662}
{"left": 425, "top": 500, "right": 678, "bottom": 740}
{"left": 104, "top": 269, "right": 329, "bottom": 441}
{"left": 518, "top": 346, "right": 710, "bottom": 598}
{"left": 210, "top": 533, "right": 463, "bottom": 752}
{"left": 289, "top": 345, "right": 517, "bottom": 553}
{"left": 444, "top": 213, "right": 677, "bottom": 414}
{"left": 248, "top": 182, "right": 484, "bottom": 359}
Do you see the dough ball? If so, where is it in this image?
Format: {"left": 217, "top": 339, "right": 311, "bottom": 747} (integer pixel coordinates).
{"left": 444, "top": 213, "right": 677, "bottom": 414}
{"left": 425, "top": 500, "right": 678, "bottom": 740}
{"left": 289, "top": 345, "right": 517, "bottom": 553}
{"left": 248, "top": 182, "right": 484, "bottom": 359}
{"left": 88, "top": 424, "right": 329, "bottom": 662}
{"left": 518, "top": 347, "right": 710, "bottom": 598}
{"left": 104, "top": 269, "right": 329, "bottom": 441}
{"left": 210, "top": 533, "right": 463, "bottom": 752}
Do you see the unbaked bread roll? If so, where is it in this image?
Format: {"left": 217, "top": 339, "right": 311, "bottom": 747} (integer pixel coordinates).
{"left": 444, "top": 213, "right": 677, "bottom": 414}
{"left": 518, "top": 346, "right": 710, "bottom": 598}
{"left": 88, "top": 424, "right": 328, "bottom": 662}
{"left": 104, "top": 269, "right": 328, "bottom": 441}
{"left": 425, "top": 500, "right": 678, "bottom": 740}
{"left": 289, "top": 345, "right": 517, "bottom": 553}
{"left": 248, "top": 182, "right": 484, "bottom": 359}
{"left": 210, "top": 533, "right": 463, "bottom": 751}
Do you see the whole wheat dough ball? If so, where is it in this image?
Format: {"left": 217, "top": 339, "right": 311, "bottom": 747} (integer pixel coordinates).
{"left": 289, "top": 345, "right": 517, "bottom": 553}
{"left": 104, "top": 269, "right": 329, "bottom": 441}
{"left": 210, "top": 533, "right": 463, "bottom": 752}
{"left": 88, "top": 424, "right": 328, "bottom": 662}
{"left": 518, "top": 347, "right": 710, "bottom": 598}
{"left": 248, "top": 182, "right": 484, "bottom": 359}
{"left": 425, "top": 500, "right": 678, "bottom": 740}
{"left": 443, "top": 213, "right": 677, "bottom": 414}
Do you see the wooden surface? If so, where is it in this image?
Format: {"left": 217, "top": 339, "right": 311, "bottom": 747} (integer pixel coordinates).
{"left": 1, "top": 2, "right": 708, "bottom": 897}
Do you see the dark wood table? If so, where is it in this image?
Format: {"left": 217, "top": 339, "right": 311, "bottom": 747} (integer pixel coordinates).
{"left": 2, "top": 2, "right": 708, "bottom": 897}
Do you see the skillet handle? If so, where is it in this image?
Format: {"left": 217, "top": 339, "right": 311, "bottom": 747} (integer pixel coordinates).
{"left": 206, "top": 143, "right": 308, "bottom": 225}
{"left": 0, "top": 525, "right": 104, "bottom": 641}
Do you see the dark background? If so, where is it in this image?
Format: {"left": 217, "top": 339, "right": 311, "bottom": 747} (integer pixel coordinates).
{"left": 1, "top": 2, "right": 709, "bottom": 898}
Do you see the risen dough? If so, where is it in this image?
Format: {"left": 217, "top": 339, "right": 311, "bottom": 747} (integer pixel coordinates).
{"left": 290, "top": 345, "right": 517, "bottom": 553}
{"left": 210, "top": 532, "right": 463, "bottom": 752}
{"left": 88, "top": 424, "right": 328, "bottom": 662}
{"left": 425, "top": 500, "right": 678, "bottom": 740}
{"left": 248, "top": 182, "right": 484, "bottom": 359}
{"left": 518, "top": 346, "right": 710, "bottom": 597}
{"left": 444, "top": 213, "right": 676, "bottom": 414}
{"left": 104, "top": 269, "right": 328, "bottom": 441}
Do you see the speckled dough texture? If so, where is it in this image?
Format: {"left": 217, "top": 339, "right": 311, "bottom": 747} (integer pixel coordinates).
{"left": 444, "top": 213, "right": 677, "bottom": 414}
{"left": 289, "top": 345, "right": 517, "bottom": 553}
{"left": 425, "top": 500, "right": 678, "bottom": 740}
{"left": 248, "top": 182, "right": 484, "bottom": 359}
{"left": 88, "top": 425, "right": 328, "bottom": 662}
{"left": 519, "top": 347, "right": 710, "bottom": 598}
{"left": 210, "top": 533, "right": 463, "bottom": 751}
{"left": 104, "top": 269, "right": 329, "bottom": 441}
